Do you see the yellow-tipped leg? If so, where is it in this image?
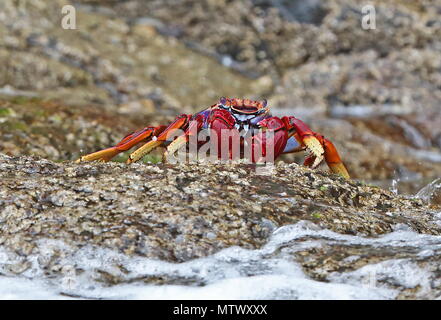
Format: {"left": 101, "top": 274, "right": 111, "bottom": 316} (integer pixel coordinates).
{"left": 322, "top": 138, "right": 350, "bottom": 179}
{"left": 128, "top": 114, "right": 190, "bottom": 163}
{"left": 328, "top": 162, "right": 350, "bottom": 180}
{"left": 76, "top": 126, "right": 164, "bottom": 163}
{"left": 163, "top": 135, "right": 187, "bottom": 163}
{"left": 127, "top": 140, "right": 162, "bottom": 163}
{"left": 76, "top": 148, "right": 120, "bottom": 163}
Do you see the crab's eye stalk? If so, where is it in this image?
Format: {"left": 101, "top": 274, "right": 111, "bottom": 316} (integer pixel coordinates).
{"left": 220, "top": 97, "right": 227, "bottom": 105}
{"left": 262, "top": 99, "right": 267, "bottom": 108}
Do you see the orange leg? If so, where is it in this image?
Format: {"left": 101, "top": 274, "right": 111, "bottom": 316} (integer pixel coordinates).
{"left": 76, "top": 125, "right": 166, "bottom": 162}
{"left": 127, "top": 114, "right": 191, "bottom": 163}
{"left": 322, "top": 138, "right": 350, "bottom": 179}
{"left": 77, "top": 114, "right": 191, "bottom": 163}
{"left": 163, "top": 114, "right": 206, "bottom": 162}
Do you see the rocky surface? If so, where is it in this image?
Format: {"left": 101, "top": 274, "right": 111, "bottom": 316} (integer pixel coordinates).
{"left": 0, "top": 0, "right": 269, "bottom": 110}
{"left": 0, "top": 154, "right": 440, "bottom": 298}
{"left": 1, "top": 156, "right": 434, "bottom": 262}
{"left": 0, "top": 96, "right": 150, "bottom": 161}
{"left": 1, "top": 153, "right": 440, "bottom": 260}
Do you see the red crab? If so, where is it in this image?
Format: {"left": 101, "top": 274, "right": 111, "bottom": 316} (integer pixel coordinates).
{"left": 77, "top": 98, "right": 350, "bottom": 179}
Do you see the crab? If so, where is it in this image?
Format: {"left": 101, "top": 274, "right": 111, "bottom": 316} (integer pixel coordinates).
{"left": 77, "top": 97, "right": 350, "bottom": 179}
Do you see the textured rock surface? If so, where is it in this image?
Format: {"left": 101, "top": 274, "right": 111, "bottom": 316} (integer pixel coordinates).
{"left": 1, "top": 154, "right": 440, "bottom": 299}
{"left": 1, "top": 153, "right": 440, "bottom": 262}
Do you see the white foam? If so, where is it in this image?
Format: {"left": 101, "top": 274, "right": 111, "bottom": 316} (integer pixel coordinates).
{"left": 0, "top": 277, "right": 72, "bottom": 300}
{"left": 329, "top": 259, "right": 432, "bottom": 298}
{"left": 0, "top": 220, "right": 440, "bottom": 299}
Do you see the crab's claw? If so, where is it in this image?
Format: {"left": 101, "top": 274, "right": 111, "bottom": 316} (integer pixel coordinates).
{"left": 303, "top": 135, "right": 325, "bottom": 169}
{"left": 282, "top": 116, "right": 350, "bottom": 179}
{"left": 303, "top": 135, "right": 350, "bottom": 179}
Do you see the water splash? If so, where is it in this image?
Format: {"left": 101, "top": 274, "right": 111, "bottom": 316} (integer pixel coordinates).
{"left": 390, "top": 178, "right": 399, "bottom": 195}
{"left": 0, "top": 221, "right": 440, "bottom": 299}
{"left": 415, "top": 178, "right": 441, "bottom": 204}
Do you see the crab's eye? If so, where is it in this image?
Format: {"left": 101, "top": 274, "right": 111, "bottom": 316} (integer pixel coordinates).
{"left": 262, "top": 99, "right": 267, "bottom": 107}
{"left": 220, "top": 97, "right": 227, "bottom": 105}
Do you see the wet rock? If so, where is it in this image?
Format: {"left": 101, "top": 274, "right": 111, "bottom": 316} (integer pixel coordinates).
{"left": 99, "top": 0, "right": 440, "bottom": 77}
{"left": 0, "top": 0, "right": 266, "bottom": 111}
{"left": 1, "top": 154, "right": 440, "bottom": 264}
{"left": 1, "top": 154, "right": 440, "bottom": 298}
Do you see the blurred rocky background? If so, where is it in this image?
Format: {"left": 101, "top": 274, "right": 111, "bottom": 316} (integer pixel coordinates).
{"left": 1, "top": 0, "right": 440, "bottom": 192}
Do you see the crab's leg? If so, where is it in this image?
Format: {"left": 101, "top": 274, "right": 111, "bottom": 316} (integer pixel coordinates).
{"left": 163, "top": 114, "right": 206, "bottom": 162}
{"left": 127, "top": 114, "right": 191, "bottom": 163}
{"left": 76, "top": 125, "right": 167, "bottom": 162}
{"left": 282, "top": 116, "right": 350, "bottom": 179}
{"left": 321, "top": 138, "right": 350, "bottom": 179}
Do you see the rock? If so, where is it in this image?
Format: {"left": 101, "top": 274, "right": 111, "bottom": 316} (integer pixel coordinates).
{"left": 0, "top": 0, "right": 266, "bottom": 111}
{"left": 1, "top": 154, "right": 440, "bottom": 298}
{"left": 0, "top": 154, "right": 439, "bottom": 264}
{"left": 0, "top": 97, "right": 143, "bottom": 161}
{"left": 102, "top": 0, "right": 440, "bottom": 76}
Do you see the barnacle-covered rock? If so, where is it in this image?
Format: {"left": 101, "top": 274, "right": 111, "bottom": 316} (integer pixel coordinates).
{"left": 1, "top": 153, "right": 439, "bottom": 264}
